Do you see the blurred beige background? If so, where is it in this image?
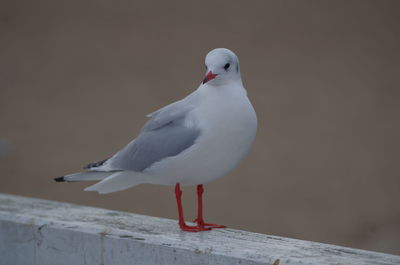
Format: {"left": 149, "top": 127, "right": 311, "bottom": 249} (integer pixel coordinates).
{"left": 1, "top": 0, "right": 399, "bottom": 255}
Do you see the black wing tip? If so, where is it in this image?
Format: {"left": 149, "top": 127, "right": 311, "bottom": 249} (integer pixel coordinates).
{"left": 54, "top": 176, "right": 66, "bottom": 182}
{"left": 84, "top": 158, "right": 108, "bottom": 169}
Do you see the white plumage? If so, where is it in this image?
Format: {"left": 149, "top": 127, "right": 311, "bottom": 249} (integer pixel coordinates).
{"left": 58, "top": 48, "right": 257, "bottom": 194}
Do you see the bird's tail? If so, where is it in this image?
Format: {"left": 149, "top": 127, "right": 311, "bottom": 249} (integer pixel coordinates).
{"left": 84, "top": 171, "right": 146, "bottom": 194}
{"left": 54, "top": 171, "right": 112, "bottom": 182}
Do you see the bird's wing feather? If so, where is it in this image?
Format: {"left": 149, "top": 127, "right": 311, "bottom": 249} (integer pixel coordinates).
{"left": 144, "top": 94, "right": 196, "bottom": 130}
{"left": 100, "top": 94, "right": 200, "bottom": 172}
{"left": 84, "top": 171, "right": 146, "bottom": 194}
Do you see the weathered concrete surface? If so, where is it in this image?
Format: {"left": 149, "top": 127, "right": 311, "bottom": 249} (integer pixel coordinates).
{"left": 0, "top": 193, "right": 399, "bottom": 265}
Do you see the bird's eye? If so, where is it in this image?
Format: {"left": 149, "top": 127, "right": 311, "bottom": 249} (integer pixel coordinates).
{"left": 224, "top": 63, "right": 230, "bottom": 70}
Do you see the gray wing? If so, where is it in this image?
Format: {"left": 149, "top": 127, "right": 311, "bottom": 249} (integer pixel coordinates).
{"left": 102, "top": 95, "right": 200, "bottom": 172}
{"left": 144, "top": 96, "right": 195, "bottom": 131}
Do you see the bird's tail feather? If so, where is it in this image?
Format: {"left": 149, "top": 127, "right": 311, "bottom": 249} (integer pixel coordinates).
{"left": 84, "top": 171, "right": 146, "bottom": 194}
{"left": 55, "top": 171, "right": 112, "bottom": 182}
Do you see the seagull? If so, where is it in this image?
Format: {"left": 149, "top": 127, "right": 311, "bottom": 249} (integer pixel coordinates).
{"left": 55, "top": 48, "right": 257, "bottom": 232}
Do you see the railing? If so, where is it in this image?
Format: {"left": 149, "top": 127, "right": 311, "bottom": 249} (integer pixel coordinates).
{"left": 0, "top": 193, "right": 399, "bottom": 265}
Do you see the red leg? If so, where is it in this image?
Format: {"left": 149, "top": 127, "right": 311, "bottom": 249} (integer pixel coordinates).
{"left": 174, "top": 183, "right": 209, "bottom": 232}
{"left": 193, "top": 184, "right": 226, "bottom": 229}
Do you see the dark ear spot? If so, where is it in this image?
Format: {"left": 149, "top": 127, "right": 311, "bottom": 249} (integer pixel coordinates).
{"left": 224, "top": 63, "right": 230, "bottom": 71}
{"left": 236, "top": 64, "right": 239, "bottom": 72}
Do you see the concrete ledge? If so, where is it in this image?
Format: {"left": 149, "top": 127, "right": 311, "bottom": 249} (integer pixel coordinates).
{"left": 0, "top": 193, "right": 399, "bottom": 265}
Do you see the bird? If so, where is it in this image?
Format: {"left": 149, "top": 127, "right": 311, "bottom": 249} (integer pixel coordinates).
{"left": 54, "top": 48, "right": 257, "bottom": 232}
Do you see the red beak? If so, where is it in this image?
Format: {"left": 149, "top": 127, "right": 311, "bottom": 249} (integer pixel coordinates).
{"left": 202, "top": 71, "right": 218, "bottom": 84}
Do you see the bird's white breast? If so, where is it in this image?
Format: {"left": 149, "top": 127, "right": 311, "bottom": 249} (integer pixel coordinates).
{"left": 145, "top": 84, "right": 257, "bottom": 186}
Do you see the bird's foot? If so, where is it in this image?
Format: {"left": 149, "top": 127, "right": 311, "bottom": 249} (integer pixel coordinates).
{"left": 193, "top": 218, "right": 227, "bottom": 229}
{"left": 202, "top": 223, "right": 226, "bottom": 229}
{"left": 179, "top": 222, "right": 211, "bottom": 232}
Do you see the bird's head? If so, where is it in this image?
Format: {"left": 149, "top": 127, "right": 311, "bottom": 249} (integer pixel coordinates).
{"left": 202, "top": 48, "right": 241, "bottom": 86}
